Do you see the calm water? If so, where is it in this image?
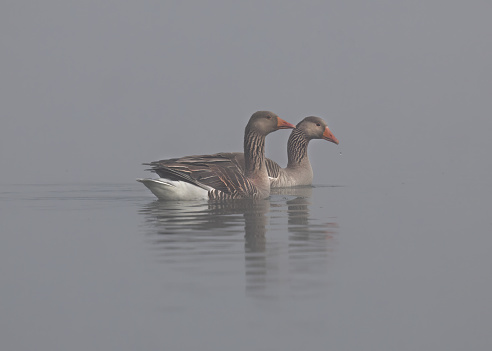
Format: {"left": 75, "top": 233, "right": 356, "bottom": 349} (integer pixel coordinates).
{"left": 1, "top": 181, "right": 491, "bottom": 350}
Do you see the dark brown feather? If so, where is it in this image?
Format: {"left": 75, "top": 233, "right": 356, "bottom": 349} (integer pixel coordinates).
{"left": 147, "top": 153, "right": 259, "bottom": 198}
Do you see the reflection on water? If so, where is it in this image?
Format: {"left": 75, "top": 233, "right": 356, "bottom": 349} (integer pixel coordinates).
{"left": 138, "top": 186, "right": 338, "bottom": 297}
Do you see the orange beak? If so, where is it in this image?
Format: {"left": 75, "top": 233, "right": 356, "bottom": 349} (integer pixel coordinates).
{"left": 277, "top": 117, "right": 296, "bottom": 130}
{"left": 323, "top": 126, "right": 339, "bottom": 144}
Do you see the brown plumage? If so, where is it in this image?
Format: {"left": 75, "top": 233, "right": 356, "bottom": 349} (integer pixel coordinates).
{"left": 139, "top": 111, "right": 295, "bottom": 200}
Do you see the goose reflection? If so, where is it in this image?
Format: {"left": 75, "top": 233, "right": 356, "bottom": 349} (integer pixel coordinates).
{"left": 247, "top": 187, "right": 338, "bottom": 296}
{"left": 139, "top": 186, "right": 338, "bottom": 298}
{"left": 273, "top": 186, "right": 338, "bottom": 253}
{"left": 139, "top": 198, "right": 269, "bottom": 237}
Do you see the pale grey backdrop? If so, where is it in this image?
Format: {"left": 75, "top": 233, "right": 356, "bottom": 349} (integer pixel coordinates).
{"left": 2, "top": 1, "right": 491, "bottom": 185}
{"left": 2, "top": 2, "right": 492, "bottom": 351}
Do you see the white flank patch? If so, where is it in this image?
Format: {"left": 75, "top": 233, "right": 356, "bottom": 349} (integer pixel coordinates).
{"left": 136, "top": 178, "right": 209, "bottom": 201}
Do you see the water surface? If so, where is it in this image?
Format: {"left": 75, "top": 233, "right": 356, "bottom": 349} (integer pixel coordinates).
{"left": 1, "top": 182, "right": 491, "bottom": 350}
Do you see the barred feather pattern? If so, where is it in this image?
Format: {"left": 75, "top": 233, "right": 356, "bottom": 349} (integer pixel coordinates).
{"left": 145, "top": 149, "right": 263, "bottom": 199}
{"left": 243, "top": 131, "right": 266, "bottom": 176}
{"left": 264, "top": 157, "right": 281, "bottom": 179}
{"left": 208, "top": 188, "right": 254, "bottom": 200}
{"left": 287, "top": 128, "right": 310, "bottom": 166}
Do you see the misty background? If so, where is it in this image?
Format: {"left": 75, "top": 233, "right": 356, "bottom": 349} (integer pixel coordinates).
{"left": 2, "top": 1, "right": 491, "bottom": 186}
{"left": 2, "top": 2, "right": 492, "bottom": 350}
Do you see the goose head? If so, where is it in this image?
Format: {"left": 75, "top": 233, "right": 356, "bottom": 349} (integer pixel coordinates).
{"left": 246, "top": 111, "right": 296, "bottom": 136}
{"left": 296, "top": 116, "right": 339, "bottom": 145}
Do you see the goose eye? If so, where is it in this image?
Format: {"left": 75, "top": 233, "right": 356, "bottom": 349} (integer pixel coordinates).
{"left": 316, "top": 123, "right": 321, "bottom": 127}
{"left": 266, "top": 116, "right": 272, "bottom": 119}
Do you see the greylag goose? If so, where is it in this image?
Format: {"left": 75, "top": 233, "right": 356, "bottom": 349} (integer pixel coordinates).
{"left": 137, "top": 111, "right": 295, "bottom": 200}
{"left": 157, "top": 116, "right": 338, "bottom": 188}
{"left": 264, "top": 116, "right": 339, "bottom": 187}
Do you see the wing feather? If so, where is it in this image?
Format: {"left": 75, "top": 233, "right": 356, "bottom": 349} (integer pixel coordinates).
{"left": 146, "top": 153, "right": 258, "bottom": 198}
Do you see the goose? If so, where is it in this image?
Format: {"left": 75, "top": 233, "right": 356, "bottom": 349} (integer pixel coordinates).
{"left": 264, "top": 116, "right": 339, "bottom": 187}
{"left": 137, "top": 111, "right": 295, "bottom": 200}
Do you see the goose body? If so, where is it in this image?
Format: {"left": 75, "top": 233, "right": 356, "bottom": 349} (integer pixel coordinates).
{"left": 138, "top": 111, "right": 295, "bottom": 200}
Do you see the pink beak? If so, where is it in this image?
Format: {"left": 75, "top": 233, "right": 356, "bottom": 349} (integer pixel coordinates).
{"left": 322, "top": 126, "right": 339, "bottom": 144}
{"left": 277, "top": 117, "right": 296, "bottom": 130}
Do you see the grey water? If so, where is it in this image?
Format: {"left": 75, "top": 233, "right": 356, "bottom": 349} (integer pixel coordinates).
{"left": 1, "top": 180, "right": 491, "bottom": 351}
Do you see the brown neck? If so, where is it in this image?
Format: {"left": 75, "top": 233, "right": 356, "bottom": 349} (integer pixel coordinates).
{"left": 244, "top": 128, "right": 266, "bottom": 177}
{"left": 287, "top": 128, "right": 310, "bottom": 168}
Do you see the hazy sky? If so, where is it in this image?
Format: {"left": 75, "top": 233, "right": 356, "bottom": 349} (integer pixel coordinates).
{"left": 2, "top": 1, "right": 491, "bottom": 186}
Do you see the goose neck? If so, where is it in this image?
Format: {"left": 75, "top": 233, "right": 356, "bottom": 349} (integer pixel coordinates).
{"left": 244, "top": 129, "right": 266, "bottom": 176}
{"left": 287, "top": 128, "right": 310, "bottom": 168}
